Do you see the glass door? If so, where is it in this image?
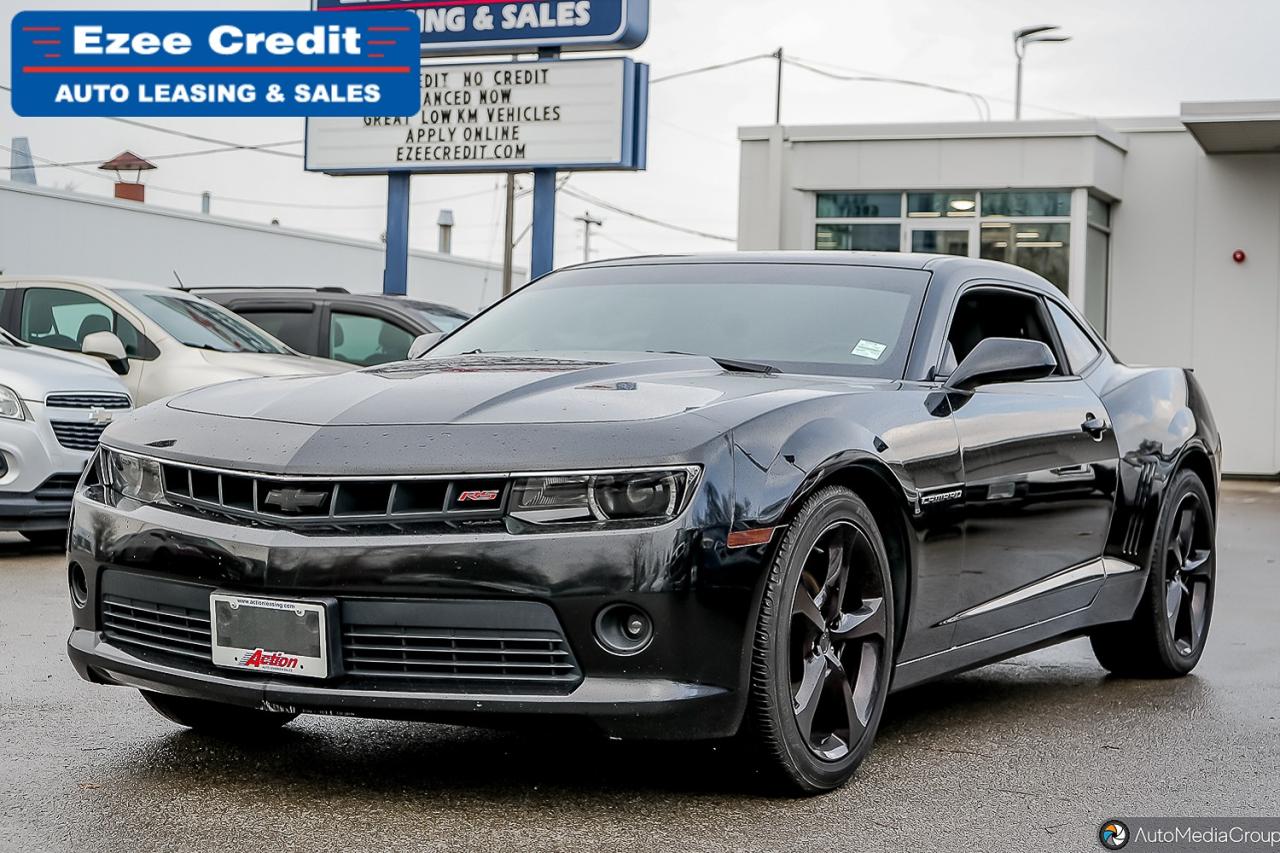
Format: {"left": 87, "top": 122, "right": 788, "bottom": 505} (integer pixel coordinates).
{"left": 907, "top": 223, "right": 975, "bottom": 257}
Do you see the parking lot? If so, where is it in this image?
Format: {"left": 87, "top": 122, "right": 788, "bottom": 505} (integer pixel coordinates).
{"left": 0, "top": 482, "right": 1276, "bottom": 853}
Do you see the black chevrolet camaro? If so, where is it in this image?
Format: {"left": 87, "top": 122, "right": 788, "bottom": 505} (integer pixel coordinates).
{"left": 67, "top": 253, "right": 1221, "bottom": 793}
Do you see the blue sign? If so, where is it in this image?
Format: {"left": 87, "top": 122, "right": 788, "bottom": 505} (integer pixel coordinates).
{"left": 312, "top": 0, "right": 649, "bottom": 56}
{"left": 11, "top": 10, "right": 422, "bottom": 117}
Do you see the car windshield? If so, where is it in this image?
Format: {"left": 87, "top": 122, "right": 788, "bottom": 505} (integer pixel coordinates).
{"left": 117, "top": 291, "right": 289, "bottom": 354}
{"left": 432, "top": 263, "right": 929, "bottom": 378}
{"left": 406, "top": 303, "right": 470, "bottom": 333}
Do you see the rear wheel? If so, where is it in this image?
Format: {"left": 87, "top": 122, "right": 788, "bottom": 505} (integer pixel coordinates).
{"left": 142, "top": 692, "right": 298, "bottom": 735}
{"left": 748, "top": 486, "right": 895, "bottom": 794}
{"left": 1091, "top": 469, "right": 1215, "bottom": 677}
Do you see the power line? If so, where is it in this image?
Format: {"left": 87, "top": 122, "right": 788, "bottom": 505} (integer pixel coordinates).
{"left": 650, "top": 53, "right": 775, "bottom": 85}
{"left": 560, "top": 186, "right": 734, "bottom": 243}
{"left": 783, "top": 56, "right": 992, "bottom": 121}
{"left": 0, "top": 140, "right": 302, "bottom": 170}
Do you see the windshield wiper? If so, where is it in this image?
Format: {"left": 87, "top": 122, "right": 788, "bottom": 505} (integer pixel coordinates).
{"left": 649, "top": 351, "right": 779, "bottom": 375}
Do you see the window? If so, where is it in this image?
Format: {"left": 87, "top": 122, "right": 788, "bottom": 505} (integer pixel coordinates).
{"left": 816, "top": 224, "right": 901, "bottom": 252}
{"left": 940, "top": 288, "right": 1062, "bottom": 377}
{"left": 19, "top": 288, "right": 146, "bottom": 357}
{"left": 981, "top": 190, "right": 1072, "bottom": 218}
{"left": 911, "top": 230, "right": 969, "bottom": 256}
{"left": 907, "top": 192, "right": 976, "bottom": 218}
{"left": 979, "top": 223, "right": 1071, "bottom": 293}
{"left": 330, "top": 312, "right": 415, "bottom": 366}
{"left": 1087, "top": 196, "right": 1111, "bottom": 228}
{"left": 816, "top": 193, "right": 901, "bottom": 219}
{"left": 116, "top": 291, "right": 288, "bottom": 354}
{"left": 433, "top": 263, "right": 929, "bottom": 380}
{"left": 404, "top": 302, "right": 470, "bottom": 333}
{"left": 238, "top": 310, "right": 316, "bottom": 354}
{"left": 1046, "top": 300, "right": 1101, "bottom": 374}
{"left": 1085, "top": 196, "right": 1111, "bottom": 335}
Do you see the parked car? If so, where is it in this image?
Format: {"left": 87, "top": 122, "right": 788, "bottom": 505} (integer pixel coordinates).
{"left": 0, "top": 277, "right": 348, "bottom": 406}
{"left": 0, "top": 329, "right": 131, "bottom": 544}
{"left": 67, "top": 253, "right": 1221, "bottom": 794}
{"left": 199, "top": 287, "right": 472, "bottom": 367}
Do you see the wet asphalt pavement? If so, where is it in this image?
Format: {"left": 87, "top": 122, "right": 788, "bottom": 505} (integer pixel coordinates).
{"left": 1, "top": 484, "right": 1277, "bottom": 853}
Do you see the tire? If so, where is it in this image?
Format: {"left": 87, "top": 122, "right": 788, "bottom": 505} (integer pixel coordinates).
{"left": 142, "top": 691, "right": 298, "bottom": 735}
{"left": 748, "top": 486, "right": 895, "bottom": 795}
{"left": 20, "top": 529, "right": 67, "bottom": 548}
{"left": 1091, "top": 469, "right": 1216, "bottom": 677}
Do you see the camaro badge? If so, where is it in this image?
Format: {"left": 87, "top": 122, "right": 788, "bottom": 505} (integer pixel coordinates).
{"left": 919, "top": 487, "right": 964, "bottom": 507}
{"left": 263, "top": 488, "right": 329, "bottom": 513}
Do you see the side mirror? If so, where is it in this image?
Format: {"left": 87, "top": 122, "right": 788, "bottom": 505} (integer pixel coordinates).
{"left": 945, "top": 337, "right": 1057, "bottom": 392}
{"left": 407, "top": 332, "right": 445, "bottom": 360}
{"left": 81, "top": 331, "right": 130, "bottom": 375}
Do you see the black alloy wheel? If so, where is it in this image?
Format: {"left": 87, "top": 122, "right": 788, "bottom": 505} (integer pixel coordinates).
{"left": 1091, "top": 469, "right": 1216, "bottom": 677}
{"left": 750, "top": 486, "right": 894, "bottom": 794}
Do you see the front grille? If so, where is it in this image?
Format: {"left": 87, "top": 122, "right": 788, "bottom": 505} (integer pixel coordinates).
{"left": 343, "top": 625, "right": 579, "bottom": 684}
{"left": 51, "top": 421, "right": 107, "bottom": 451}
{"left": 33, "top": 474, "right": 81, "bottom": 501}
{"left": 96, "top": 571, "right": 583, "bottom": 693}
{"left": 101, "top": 594, "right": 213, "bottom": 663}
{"left": 45, "top": 393, "right": 131, "bottom": 410}
{"left": 159, "top": 460, "right": 509, "bottom": 529}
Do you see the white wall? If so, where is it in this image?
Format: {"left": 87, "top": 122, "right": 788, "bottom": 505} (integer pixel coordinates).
{"left": 0, "top": 180, "right": 523, "bottom": 313}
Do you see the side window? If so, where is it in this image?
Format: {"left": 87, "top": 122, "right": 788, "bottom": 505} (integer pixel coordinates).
{"left": 942, "top": 287, "right": 1064, "bottom": 376}
{"left": 238, "top": 309, "right": 316, "bottom": 354}
{"left": 329, "top": 312, "right": 415, "bottom": 366}
{"left": 20, "top": 287, "right": 148, "bottom": 358}
{"left": 1046, "top": 300, "right": 1101, "bottom": 374}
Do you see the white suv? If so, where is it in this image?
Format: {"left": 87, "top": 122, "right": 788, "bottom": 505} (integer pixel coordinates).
{"left": 0, "top": 330, "right": 132, "bottom": 544}
{"left": 0, "top": 276, "right": 347, "bottom": 406}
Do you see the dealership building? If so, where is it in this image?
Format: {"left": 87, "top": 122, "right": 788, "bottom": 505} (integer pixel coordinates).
{"left": 738, "top": 100, "right": 1280, "bottom": 476}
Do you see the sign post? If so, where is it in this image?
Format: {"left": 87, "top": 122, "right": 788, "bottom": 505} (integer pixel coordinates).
{"left": 308, "top": 0, "right": 649, "bottom": 294}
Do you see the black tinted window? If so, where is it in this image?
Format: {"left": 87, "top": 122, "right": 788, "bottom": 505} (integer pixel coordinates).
{"left": 1046, "top": 300, "right": 1101, "bottom": 373}
{"left": 433, "top": 264, "right": 928, "bottom": 379}
{"left": 239, "top": 310, "right": 316, "bottom": 354}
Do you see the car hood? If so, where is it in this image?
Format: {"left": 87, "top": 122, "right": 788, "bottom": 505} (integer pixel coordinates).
{"left": 195, "top": 348, "right": 348, "bottom": 377}
{"left": 0, "top": 344, "right": 128, "bottom": 401}
{"left": 166, "top": 353, "right": 871, "bottom": 426}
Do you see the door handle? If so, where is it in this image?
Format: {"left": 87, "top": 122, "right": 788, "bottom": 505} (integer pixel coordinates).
{"left": 1081, "top": 413, "right": 1108, "bottom": 440}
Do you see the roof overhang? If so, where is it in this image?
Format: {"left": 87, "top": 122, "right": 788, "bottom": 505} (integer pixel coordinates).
{"left": 1181, "top": 100, "right": 1280, "bottom": 154}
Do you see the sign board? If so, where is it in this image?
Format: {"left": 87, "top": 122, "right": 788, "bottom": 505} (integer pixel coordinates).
{"left": 306, "top": 57, "right": 647, "bottom": 174}
{"left": 312, "top": 0, "right": 649, "bottom": 57}
{"left": 11, "top": 10, "right": 421, "bottom": 117}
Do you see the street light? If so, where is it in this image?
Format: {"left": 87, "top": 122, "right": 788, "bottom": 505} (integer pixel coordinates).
{"left": 1013, "top": 25, "right": 1071, "bottom": 120}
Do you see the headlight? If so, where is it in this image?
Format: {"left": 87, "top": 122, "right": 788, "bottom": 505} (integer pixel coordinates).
{"left": 100, "top": 447, "right": 165, "bottom": 504}
{"left": 0, "top": 385, "right": 26, "bottom": 421}
{"left": 510, "top": 467, "right": 699, "bottom": 526}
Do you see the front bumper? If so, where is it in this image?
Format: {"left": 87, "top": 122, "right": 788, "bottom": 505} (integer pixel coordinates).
{"left": 0, "top": 403, "right": 95, "bottom": 531}
{"left": 67, "top": 483, "right": 764, "bottom": 739}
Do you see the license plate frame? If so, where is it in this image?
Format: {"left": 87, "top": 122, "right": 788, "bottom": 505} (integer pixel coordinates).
{"left": 209, "top": 593, "right": 332, "bottom": 680}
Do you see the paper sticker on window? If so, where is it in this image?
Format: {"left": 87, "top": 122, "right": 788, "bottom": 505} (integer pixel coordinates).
{"left": 852, "top": 340, "right": 888, "bottom": 360}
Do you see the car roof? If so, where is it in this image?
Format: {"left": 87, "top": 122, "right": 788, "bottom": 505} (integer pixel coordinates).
{"left": 0, "top": 274, "right": 192, "bottom": 295}
{"left": 198, "top": 287, "right": 466, "bottom": 312}
{"left": 564, "top": 251, "right": 1063, "bottom": 298}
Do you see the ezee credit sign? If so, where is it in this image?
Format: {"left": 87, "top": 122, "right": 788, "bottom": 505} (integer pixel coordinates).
{"left": 313, "top": 0, "right": 649, "bottom": 56}
{"left": 11, "top": 11, "right": 422, "bottom": 117}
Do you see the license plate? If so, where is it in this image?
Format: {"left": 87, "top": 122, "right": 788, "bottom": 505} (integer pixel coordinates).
{"left": 210, "top": 594, "right": 329, "bottom": 679}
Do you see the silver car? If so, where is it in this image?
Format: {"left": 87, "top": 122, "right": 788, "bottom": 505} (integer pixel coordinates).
{"left": 0, "top": 277, "right": 347, "bottom": 405}
{"left": 0, "top": 330, "right": 132, "bottom": 544}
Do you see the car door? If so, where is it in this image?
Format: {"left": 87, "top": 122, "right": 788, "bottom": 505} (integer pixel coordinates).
{"left": 12, "top": 286, "right": 153, "bottom": 402}
{"left": 940, "top": 284, "right": 1120, "bottom": 645}
{"left": 324, "top": 304, "right": 418, "bottom": 367}
{"left": 222, "top": 300, "right": 321, "bottom": 357}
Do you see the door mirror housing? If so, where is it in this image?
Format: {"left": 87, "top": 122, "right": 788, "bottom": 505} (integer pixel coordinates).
{"left": 81, "top": 331, "right": 130, "bottom": 375}
{"left": 945, "top": 337, "right": 1057, "bottom": 392}
{"left": 407, "top": 332, "right": 445, "bottom": 360}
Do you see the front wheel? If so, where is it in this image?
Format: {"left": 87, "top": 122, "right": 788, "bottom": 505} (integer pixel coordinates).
{"left": 1091, "top": 469, "right": 1216, "bottom": 677}
{"left": 748, "top": 486, "right": 895, "bottom": 794}
{"left": 142, "top": 692, "right": 298, "bottom": 735}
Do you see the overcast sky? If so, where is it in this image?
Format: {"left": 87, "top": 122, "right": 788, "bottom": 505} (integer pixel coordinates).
{"left": 2, "top": 0, "right": 1276, "bottom": 280}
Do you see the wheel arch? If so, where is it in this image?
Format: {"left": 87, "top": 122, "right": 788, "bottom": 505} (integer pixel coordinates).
{"left": 1174, "top": 442, "right": 1218, "bottom": 517}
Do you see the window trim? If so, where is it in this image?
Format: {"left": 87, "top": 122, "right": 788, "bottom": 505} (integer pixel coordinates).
{"left": 1042, "top": 295, "right": 1106, "bottom": 376}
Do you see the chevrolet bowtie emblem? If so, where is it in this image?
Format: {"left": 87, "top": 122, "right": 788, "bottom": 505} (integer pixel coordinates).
{"left": 263, "top": 488, "right": 329, "bottom": 513}
{"left": 88, "top": 407, "right": 114, "bottom": 427}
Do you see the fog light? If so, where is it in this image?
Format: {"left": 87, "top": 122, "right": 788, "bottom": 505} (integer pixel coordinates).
{"left": 594, "top": 604, "right": 653, "bottom": 656}
{"left": 69, "top": 562, "right": 88, "bottom": 609}
{"left": 0, "top": 453, "right": 8, "bottom": 478}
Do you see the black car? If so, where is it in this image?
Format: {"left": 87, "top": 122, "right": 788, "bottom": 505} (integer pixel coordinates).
{"left": 68, "top": 254, "right": 1221, "bottom": 794}
{"left": 199, "top": 287, "right": 471, "bottom": 367}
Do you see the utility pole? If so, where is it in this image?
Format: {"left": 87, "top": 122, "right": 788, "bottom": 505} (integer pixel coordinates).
{"left": 773, "top": 47, "right": 784, "bottom": 125}
{"left": 575, "top": 210, "right": 602, "bottom": 264}
{"left": 501, "top": 175, "right": 517, "bottom": 297}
